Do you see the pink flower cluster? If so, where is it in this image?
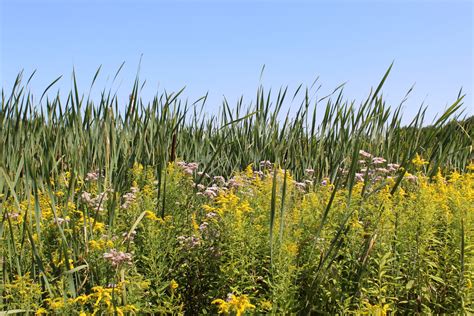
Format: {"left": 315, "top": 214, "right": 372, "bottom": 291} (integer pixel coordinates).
{"left": 194, "top": 172, "right": 243, "bottom": 199}
{"left": 213, "top": 176, "right": 226, "bottom": 185}
{"left": 356, "top": 150, "right": 405, "bottom": 183}
{"left": 103, "top": 249, "right": 133, "bottom": 267}
{"left": 295, "top": 167, "right": 320, "bottom": 191}
{"left": 355, "top": 173, "right": 365, "bottom": 182}
{"left": 197, "top": 171, "right": 211, "bottom": 179}
{"left": 195, "top": 183, "right": 220, "bottom": 198}
{"left": 7, "top": 212, "right": 20, "bottom": 220}
{"left": 201, "top": 186, "right": 220, "bottom": 198}
{"left": 260, "top": 160, "right": 273, "bottom": 169}
{"left": 80, "top": 190, "right": 111, "bottom": 211}
{"left": 85, "top": 170, "right": 103, "bottom": 182}
{"left": 121, "top": 187, "right": 139, "bottom": 210}
{"left": 177, "top": 235, "right": 201, "bottom": 248}
{"left": 227, "top": 178, "right": 243, "bottom": 189}
{"left": 372, "top": 157, "right": 387, "bottom": 165}
{"left": 199, "top": 221, "right": 209, "bottom": 231}
{"left": 253, "top": 170, "right": 264, "bottom": 178}
{"left": 294, "top": 181, "right": 307, "bottom": 192}
{"left": 177, "top": 161, "right": 199, "bottom": 175}
{"left": 305, "top": 168, "right": 315, "bottom": 176}
{"left": 206, "top": 212, "right": 217, "bottom": 219}
{"left": 359, "top": 150, "right": 373, "bottom": 158}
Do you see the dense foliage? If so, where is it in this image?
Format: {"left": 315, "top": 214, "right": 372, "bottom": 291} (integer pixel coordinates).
{"left": 0, "top": 69, "right": 473, "bottom": 314}
{"left": 1, "top": 161, "right": 473, "bottom": 314}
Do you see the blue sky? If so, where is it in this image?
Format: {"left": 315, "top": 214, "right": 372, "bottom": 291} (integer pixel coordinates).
{"left": 1, "top": 0, "right": 472, "bottom": 123}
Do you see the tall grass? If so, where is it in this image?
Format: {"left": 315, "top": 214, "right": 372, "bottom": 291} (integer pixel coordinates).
{"left": 1, "top": 66, "right": 471, "bottom": 186}
{"left": 0, "top": 67, "right": 472, "bottom": 313}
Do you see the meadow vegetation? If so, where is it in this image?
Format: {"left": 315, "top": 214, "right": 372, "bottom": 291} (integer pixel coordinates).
{"left": 0, "top": 67, "right": 473, "bottom": 314}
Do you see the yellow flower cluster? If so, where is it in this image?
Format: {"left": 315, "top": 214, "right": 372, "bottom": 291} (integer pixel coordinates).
{"left": 89, "top": 238, "right": 114, "bottom": 251}
{"left": 72, "top": 285, "right": 139, "bottom": 315}
{"left": 412, "top": 153, "right": 429, "bottom": 168}
{"left": 212, "top": 294, "right": 255, "bottom": 316}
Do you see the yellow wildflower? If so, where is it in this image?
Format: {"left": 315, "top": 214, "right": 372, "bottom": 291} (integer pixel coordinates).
{"left": 124, "top": 304, "right": 139, "bottom": 312}
{"left": 170, "top": 279, "right": 179, "bottom": 290}
{"left": 260, "top": 300, "right": 272, "bottom": 311}
{"left": 93, "top": 221, "right": 106, "bottom": 233}
{"left": 89, "top": 240, "right": 101, "bottom": 250}
{"left": 448, "top": 171, "right": 461, "bottom": 183}
{"left": 55, "top": 191, "right": 65, "bottom": 198}
{"left": 212, "top": 298, "right": 230, "bottom": 314}
{"left": 412, "top": 153, "right": 428, "bottom": 168}
{"left": 35, "top": 307, "right": 48, "bottom": 315}
{"left": 466, "top": 162, "right": 474, "bottom": 172}
{"left": 362, "top": 300, "right": 391, "bottom": 316}
{"left": 91, "top": 286, "right": 113, "bottom": 308}
{"left": 237, "top": 200, "right": 252, "bottom": 213}
{"left": 144, "top": 210, "right": 159, "bottom": 221}
{"left": 212, "top": 294, "right": 255, "bottom": 316}
{"left": 141, "top": 281, "right": 151, "bottom": 289}
{"left": 203, "top": 204, "right": 217, "bottom": 213}
{"left": 350, "top": 210, "right": 363, "bottom": 230}
{"left": 74, "top": 293, "right": 91, "bottom": 305}
{"left": 89, "top": 238, "right": 114, "bottom": 251}
{"left": 132, "top": 162, "right": 144, "bottom": 178}
{"left": 46, "top": 297, "right": 65, "bottom": 310}
{"left": 285, "top": 242, "right": 298, "bottom": 256}
{"left": 244, "top": 164, "right": 254, "bottom": 178}
{"left": 192, "top": 212, "right": 200, "bottom": 233}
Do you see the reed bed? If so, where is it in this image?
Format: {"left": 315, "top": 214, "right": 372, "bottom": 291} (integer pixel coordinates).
{"left": 0, "top": 67, "right": 473, "bottom": 314}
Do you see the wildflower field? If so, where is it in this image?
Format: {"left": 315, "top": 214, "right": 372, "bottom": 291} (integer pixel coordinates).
{"left": 0, "top": 69, "right": 473, "bottom": 314}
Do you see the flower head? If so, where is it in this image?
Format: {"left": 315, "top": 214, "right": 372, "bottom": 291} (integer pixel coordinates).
{"left": 170, "top": 279, "right": 179, "bottom": 290}
{"left": 304, "top": 168, "right": 315, "bottom": 176}
{"left": 103, "top": 249, "right": 133, "bottom": 267}
{"left": 372, "top": 157, "right": 387, "bottom": 165}
{"left": 412, "top": 153, "right": 428, "bottom": 168}
{"left": 212, "top": 294, "right": 255, "bottom": 316}
{"left": 359, "top": 150, "right": 373, "bottom": 158}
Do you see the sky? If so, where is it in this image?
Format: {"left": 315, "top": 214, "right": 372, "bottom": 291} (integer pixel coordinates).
{"left": 1, "top": 0, "right": 473, "bottom": 124}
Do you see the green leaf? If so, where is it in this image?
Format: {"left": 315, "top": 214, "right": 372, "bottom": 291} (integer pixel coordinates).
{"left": 64, "top": 264, "right": 89, "bottom": 275}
